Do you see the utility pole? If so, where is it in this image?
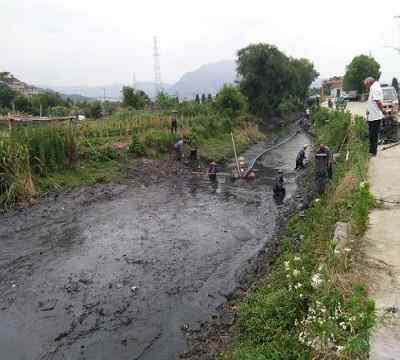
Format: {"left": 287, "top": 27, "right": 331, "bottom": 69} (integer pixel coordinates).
{"left": 132, "top": 73, "right": 136, "bottom": 88}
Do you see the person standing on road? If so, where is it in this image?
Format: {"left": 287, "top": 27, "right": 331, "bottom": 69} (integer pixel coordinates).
{"left": 364, "top": 77, "right": 385, "bottom": 156}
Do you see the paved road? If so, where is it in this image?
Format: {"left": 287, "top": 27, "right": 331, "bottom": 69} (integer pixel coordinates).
{"left": 347, "top": 102, "right": 400, "bottom": 359}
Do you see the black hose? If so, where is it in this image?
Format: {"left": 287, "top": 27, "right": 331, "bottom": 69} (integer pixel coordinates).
{"left": 244, "top": 130, "right": 301, "bottom": 177}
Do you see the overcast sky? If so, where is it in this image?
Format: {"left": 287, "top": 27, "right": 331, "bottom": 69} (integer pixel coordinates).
{"left": 1, "top": 0, "right": 400, "bottom": 87}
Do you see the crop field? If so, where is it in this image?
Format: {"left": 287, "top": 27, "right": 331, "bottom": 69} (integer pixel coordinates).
{"left": 0, "top": 111, "right": 264, "bottom": 210}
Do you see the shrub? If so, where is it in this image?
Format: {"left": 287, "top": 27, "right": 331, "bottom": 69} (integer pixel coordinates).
{"left": 144, "top": 130, "right": 177, "bottom": 153}
{"left": 129, "top": 132, "right": 145, "bottom": 156}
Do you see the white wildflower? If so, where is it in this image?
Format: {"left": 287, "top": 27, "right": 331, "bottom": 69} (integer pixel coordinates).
{"left": 294, "top": 256, "right": 301, "bottom": 262}
{"left": 343, "top": 247, "right": 351, "bottom": 253}
{"left": 293, "top": 269, "right": 300, "bottom": 277}
{"left": 336, "top": 345, "right": 344, "bottom": 353}
{"left": 294, "top": 282, "right": 302, "bottom": 289}
{"left": 311, "top": 273, "right": 322, "bottom": 288}
{"left": 284, "top": 261, "right": 290, "bottom": 270}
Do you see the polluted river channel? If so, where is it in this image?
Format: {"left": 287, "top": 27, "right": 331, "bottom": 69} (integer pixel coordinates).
{"left": 0, "top": 131, "right": 310, "bottom": 360}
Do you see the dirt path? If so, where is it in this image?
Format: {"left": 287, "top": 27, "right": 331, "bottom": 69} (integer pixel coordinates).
{"left": 0, "top": 132, "right": 311, "bottom": 360}
{"left": 347, "top": 102, "right": 400, "bottom": 359}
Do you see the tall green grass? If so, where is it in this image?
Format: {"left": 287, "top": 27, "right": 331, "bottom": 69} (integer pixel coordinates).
{"left": 11, "top": 124, "right": 79, "bottom": 176}
{"left": 0, "top": 138, "right": 35, "bottom": 209}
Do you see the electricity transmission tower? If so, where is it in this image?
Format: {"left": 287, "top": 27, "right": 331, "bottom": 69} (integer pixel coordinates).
{"left": 153, "top": 36, "right": 163, "bottom": 96}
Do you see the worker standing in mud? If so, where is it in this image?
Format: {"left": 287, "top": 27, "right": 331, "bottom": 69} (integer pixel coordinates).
{"left": 174, "top": 137, "right": 184, "bottom": 161}
{"left": 315, "top": 143, "right": 332, "bottom": 194}
{"left": 273, "top": 170, "right": 286, "bottom": 203}
{"left": 207, "top": 161, "right": 218, "bottom": 180}
{"left": 295, "top": 144, "right": 308, "bottom": 170}
{"left": 171, "top": 112, "right": 178, "bottom": 134}
{"left": 305, "top": 108, "right": 311, "bottom": 121}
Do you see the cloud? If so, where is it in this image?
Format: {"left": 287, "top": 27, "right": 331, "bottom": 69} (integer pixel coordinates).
{"left": 1, "top": 0, "right": 399, "bottom": 86}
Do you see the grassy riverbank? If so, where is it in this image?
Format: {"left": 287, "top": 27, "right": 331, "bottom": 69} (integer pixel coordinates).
{"left": 0, "top": 113, "right": 264, "bottom": 210}
{"left": 222, "top": 109, "right": 376, "bottom": 359}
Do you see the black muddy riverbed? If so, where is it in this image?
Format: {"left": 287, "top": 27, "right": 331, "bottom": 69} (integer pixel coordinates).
{"left": 0, "top": 131, "right": 310, "bottom": 360}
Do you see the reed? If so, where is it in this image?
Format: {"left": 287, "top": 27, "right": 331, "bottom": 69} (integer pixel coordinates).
{"left": 0, "top": 137, "right": 35, "bottom": 209}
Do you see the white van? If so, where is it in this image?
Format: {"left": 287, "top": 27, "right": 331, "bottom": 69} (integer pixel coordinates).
{"left": 382, "top": 86, "right": 399, "bottom": 116}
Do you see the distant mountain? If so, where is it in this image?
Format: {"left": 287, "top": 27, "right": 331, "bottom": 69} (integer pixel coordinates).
{"left": 167, "top": 60, "right": 237, "bottom": 99}
{"left": 42, "top": 60, "right": 238, "bottom": 101}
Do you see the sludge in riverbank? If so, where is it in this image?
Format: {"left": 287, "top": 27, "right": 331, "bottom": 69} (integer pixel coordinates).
{"left": 189, "top": 110, "right": 376, "bottom": 360}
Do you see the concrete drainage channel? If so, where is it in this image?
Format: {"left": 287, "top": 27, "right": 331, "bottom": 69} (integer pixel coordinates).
{"left": 0, "top": 129, "right": 312, "bottom": 360}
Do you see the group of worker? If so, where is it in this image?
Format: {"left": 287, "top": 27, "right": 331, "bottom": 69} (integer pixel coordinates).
{"left": 173, "top": 108, "right": 333, "bottom": 197}
{"left": 272, "top": 142, "right": 332, "bottom": 200}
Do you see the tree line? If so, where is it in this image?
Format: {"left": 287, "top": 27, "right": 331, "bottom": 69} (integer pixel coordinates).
{"left": 1, "top": 42, "right": 320, "bottom": 121}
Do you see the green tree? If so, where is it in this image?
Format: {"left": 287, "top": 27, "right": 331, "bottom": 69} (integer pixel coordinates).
{"left": 122, "top": 86, "right": 136, "bottom": 108}
{"left": 201, "top": 94, "right": 206, "bottom": 103}
{"left": 102, "top": 100, "right": 119, "bottom": 116}
{"left": 86, "top": 102, "right": 103, "bottom": 119}
{"left": 237, "top": 43, "right": 317, "bottom": 116}
{"left": 15, "top": 95, "right": 33, "bottom": 113}
{"left": 215, "top": 84, "right": 247, "bottom": 118}
{"left": 122, "top": 86, "right": 150, "bottom": 109}
{"left": 49, "top": 106, "right": 69, "bottom": 117}
{"left": 0, "top": 83, "right": 16, "bottom": 109}
{"left": 343, "top": 55, "right": 381, "bottom": 93}
{"left": 155, "top": 92, "right": 177, "bottom": 110}
{"left": 136, "top": 90, "right": 150, "bottom": 108}
{"left": 31, "top": 92, "right": 68, "bottom": 116}
{"left": 207, "top": 94, "right": 213, "bottom": 102}
{"left": 289, "top": 58, "right": 319, "bottom": 100}
{"left": 195, "top": 94, "right": 200, "bottom": 104}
